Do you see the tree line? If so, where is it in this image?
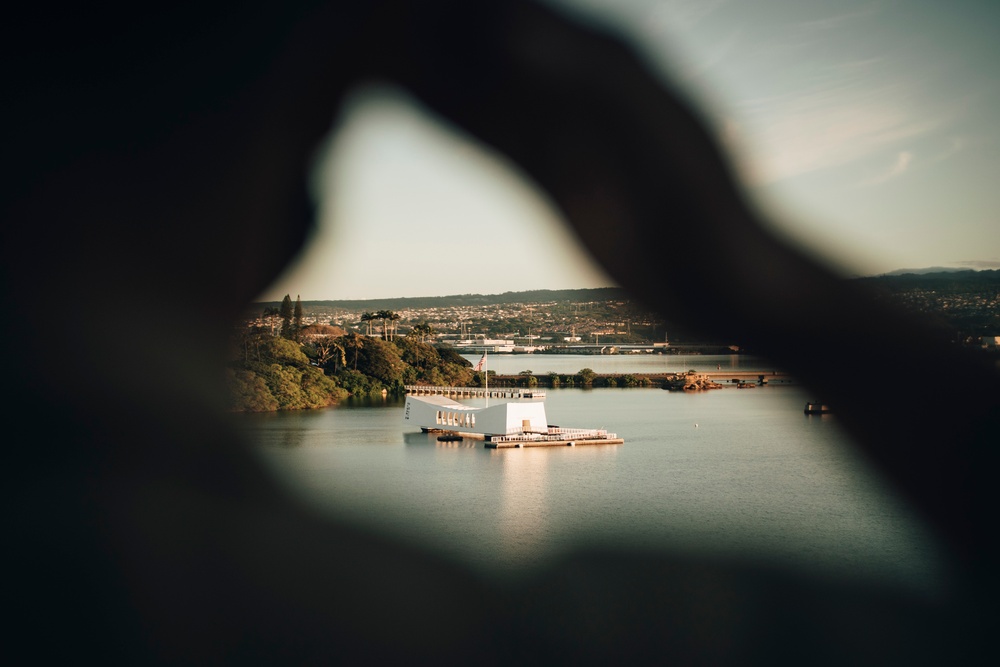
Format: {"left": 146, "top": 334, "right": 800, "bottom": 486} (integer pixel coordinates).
{"left": 228, "top": 297, "right": 476, "bottom": 412}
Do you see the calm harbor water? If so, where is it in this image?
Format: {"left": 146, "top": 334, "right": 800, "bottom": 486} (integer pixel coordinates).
{"left": 239, "top": 355, "right": 946, "bottom": 594}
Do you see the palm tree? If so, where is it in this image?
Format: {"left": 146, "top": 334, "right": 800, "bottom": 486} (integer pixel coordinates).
{"left": 360, "top": 311, "right": 375, "bottom": 336}
{"left": 389, "top": 311, "right": 401, "bottom": 341}
{"left": 408, "top": 322, "right": 434, "bottom": 343}
{"left": 315, "top": 336, "right": 346, "bottom": 372}
{"left": 345, "top": 332, "right": 364, "bottom": 370}
{"left": 376, "top": 310, "right": 390, "bottom": 340}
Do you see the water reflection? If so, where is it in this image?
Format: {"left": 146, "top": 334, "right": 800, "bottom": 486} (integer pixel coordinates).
{"left": 495, "top": 449, "right": 551, "bottom": 554}
{"left": 491, "top": 444, "right": 623, "bottom": 566}
{"left": 402, "top": 430, "right": 438, "bottom": 446}
{"left": 344, "top": 394, "right": 406, "bottom": 408}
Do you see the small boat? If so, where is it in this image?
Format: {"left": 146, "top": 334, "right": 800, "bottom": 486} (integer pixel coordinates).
{"left": 804, "top": 402, "right": 831, "bottom": 414}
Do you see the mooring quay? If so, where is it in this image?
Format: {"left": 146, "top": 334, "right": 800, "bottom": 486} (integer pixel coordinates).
{"left": 483, "top": 432, "right": 625, "bottom": 448}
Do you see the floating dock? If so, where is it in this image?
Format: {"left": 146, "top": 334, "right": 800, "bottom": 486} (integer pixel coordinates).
{"left": 427, "top": 427, "right": 623, "bottom": 448}
{"left": 484, "top": 426, "right": 622, "bottom": 448}
{"left": 485, "top": 436, "right": 624, "bottom": 449}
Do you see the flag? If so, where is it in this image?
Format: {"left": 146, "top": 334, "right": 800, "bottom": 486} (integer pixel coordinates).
{"left": 474, "top": 352, "right": 487, "bottom": 372}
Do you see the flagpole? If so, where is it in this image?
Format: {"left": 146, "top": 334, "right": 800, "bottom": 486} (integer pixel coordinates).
{"left": 484, "top": 350, "right": 488, "bottom": 407}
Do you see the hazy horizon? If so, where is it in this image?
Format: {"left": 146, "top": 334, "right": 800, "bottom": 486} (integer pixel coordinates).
{"left": 255, "top": 267, "right": 1000, "bottom": 306}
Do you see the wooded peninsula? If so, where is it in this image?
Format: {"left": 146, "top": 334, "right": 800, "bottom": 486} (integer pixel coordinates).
{"left": 231, "top": 272, "right": 1000, "bottom": 412}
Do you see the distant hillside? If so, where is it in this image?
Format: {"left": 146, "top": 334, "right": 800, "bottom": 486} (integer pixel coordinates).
{"left": 882, "top": 266, "right": 969, "bottom": 276}
{"left": 253, "top": 287, "right": 628, "bottom": 312}
{"left": 859, "top": 269, "right": 1000, "bottom": 291}
{"left": 250, "top": 272, "right": 998, "bottom": 341}
{"left": 856, "top": 269, "right": 1000, "bottom": 339}
{"left": 257, "top": 271, "right": 1000, "bottom": 310}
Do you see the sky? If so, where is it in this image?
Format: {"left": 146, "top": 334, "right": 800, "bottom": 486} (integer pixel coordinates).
{"left": 259, "top": 0, "right": 1000, "bottom": 302}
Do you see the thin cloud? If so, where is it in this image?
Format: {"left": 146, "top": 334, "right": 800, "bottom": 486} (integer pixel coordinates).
{"left": 858, "top": 150, "right": 914, "bottom": 187}
{"left": 676, "top": 28, "right": 744, "bottom": 81}
{"left": 646, "top": 0, "right": 729, "bottom": 32}
{"left": 922, "top": 136, "right": 966, "bottom": 167}
{"left": 723, "top": 50, "right": 965, "bottom": 186}
{"left": 794, "top": 2, "right": 884, "bottom": 34}
{"left": 619, "top": 0, "right": 971, "bottom": 190}
{"left": 733, "top": 91, "right": 941, "bottom": 185}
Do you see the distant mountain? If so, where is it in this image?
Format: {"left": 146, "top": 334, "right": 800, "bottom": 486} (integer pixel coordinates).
{"left": 253, "top": 287, "right": 629, "bottom": 311}
{"left": 859, "top": 269, "right": 998, "bottom": 288}
{"left": 882, "top": 267, "right": 970, "bottom": 276}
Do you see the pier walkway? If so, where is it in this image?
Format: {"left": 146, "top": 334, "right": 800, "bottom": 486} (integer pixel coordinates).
{"left": 705, "top": 371, "right": 791, "bottom": 383}
{"left": 404, "top": 385, "right": 545, "bottom": 399}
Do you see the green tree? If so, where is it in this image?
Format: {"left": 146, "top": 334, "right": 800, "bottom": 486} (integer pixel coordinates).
{"left": 360, "top": 311, "right": 376, "bottom": 336}
{"left": 279, "top": 294, "right": 293, "bottom": 339}
{"left": 314, "top": 336, "right": 346, "bottom": 372}
{"left": 354, "top": 337, "right": 406, "bottom": 388}
{"left": 262, "top": 306, "right": 280, "bottom": 335}
{"left": 408, "top": 322, "right": 434, "bottom": 343}
{"left": 226, "top": 368, "right": 279, "bottom": 412}
{"left": 437, "top": 346, "right": 471, "bottom": 367}
{"left": 579, "top": 367, "right": 597, "bottom": 386}
{"left": 297, "top": 365, "right": 346, "bottom": 406}
{"left": 293, "top": 295, "right": 303, "bottom": 339}
{"left": 263, "top": 336, "right": 310, "bottom": 366}
{"left": 344, "top": 332, "right": 364, "bottom": 370}
{"left": 335, "top": 369, "right": 384, "bottom": 396}
{"left": 394, "top": 336, "right": 440, "bottom": 373}
{"left": 232, "top": 324, "right": 270, "bottom": 364}
{"left": 444, "top": 364, "right": 474, "bottom": 387}
{"left": 389, "top": 311, "right": 401, "bottom": 340}
{"left": 268, "top": 365, "right": 308, "bottom": 409}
